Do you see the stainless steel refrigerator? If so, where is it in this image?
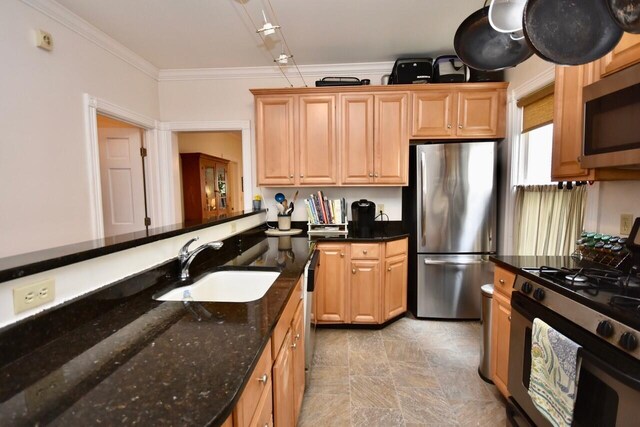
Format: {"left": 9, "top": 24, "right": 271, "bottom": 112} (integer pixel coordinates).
{"left": 402, "top": 142, "right": 496, "bottom": 319}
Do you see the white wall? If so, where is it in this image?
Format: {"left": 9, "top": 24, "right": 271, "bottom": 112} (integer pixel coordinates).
{"left": 584, "top": 182, "right": 640, "bottom": 236}
{"left": 0, "top": 1, "right": 160, "bottom": 257}
{"left": 159, "top": 71, "right": 406, "bottom": 220}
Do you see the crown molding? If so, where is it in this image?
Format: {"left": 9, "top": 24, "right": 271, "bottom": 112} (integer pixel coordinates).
{"left": 158, "top": 61, "right": 395, "bottom": 82}
{"left": 21, "top": 0, "right": 159, "bottom": 80}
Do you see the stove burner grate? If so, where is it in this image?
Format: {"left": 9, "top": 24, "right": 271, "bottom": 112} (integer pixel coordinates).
{"left": 610, "top": 295, "right": 640, "bottom": 314}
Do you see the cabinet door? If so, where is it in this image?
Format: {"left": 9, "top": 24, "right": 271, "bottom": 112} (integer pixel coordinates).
{"left": 491, "top": 291, "right": 511, "bottom": 398}
{"left": 551, "top": 65, "right": 594, "bottom": 181}
{"left": 291, "top": 301, "right": 305, "bottom": 423}
{"left": 350, "top": 259, "right": 381, "bottom": 324}
{"left": 374, "top": 92, "right": 409, "bottom": 184}
{"left": 411, "top": 91, "right": 455, "bottom": 138}
{"left": 316, "top": 244, "right": 349, "bottom": 323}
{"left": 600, "top": 33, "right": 640, "bottom": 77}
{"left": 456, "top": 89, "right": 504, "bottom": 138}
{"left": 384, "top": 254, "right": 407, "bottom": 321}
{"left": 340, "top": 93, "right": 374, "bottom": 185}
{"left": 273, "top": 330, "right": 295, "bottom": 427}
{"left": 255, "top": 96, "right": 296, "bottom": 185}
{"left": 298, "top": 95, "right": 338, "bottom": 185}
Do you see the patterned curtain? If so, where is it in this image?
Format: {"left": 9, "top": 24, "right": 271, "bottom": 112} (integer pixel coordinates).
{"left": 513, "top": 185, "right": 587, "bottom": 256}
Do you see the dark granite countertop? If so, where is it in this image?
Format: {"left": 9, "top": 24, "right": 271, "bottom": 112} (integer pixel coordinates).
{"left": 0, "top": 228, "right": 313, "bottom": 426}
{"left": 0, "top": 210, "right": 265, "bottom": 284}
{"left": 490, "top": 255, "right": 583, "bottom": 273}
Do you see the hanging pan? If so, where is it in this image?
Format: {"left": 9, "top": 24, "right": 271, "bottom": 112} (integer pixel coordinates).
{"left": 606, "top": 0, "right": 640, "bottom": 33}
{"left": 523, "top": 0, "right": 623, "bottom": 66}
{"left": 454, "top": 5, "right": 533, "bottom": 71}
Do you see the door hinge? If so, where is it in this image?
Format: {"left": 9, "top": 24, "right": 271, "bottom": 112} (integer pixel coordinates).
{"left": 144, "top": 217, "right": 151, "bottom": 226}
{"left": 140, "top": 147, "right": 148, "bottom": 158}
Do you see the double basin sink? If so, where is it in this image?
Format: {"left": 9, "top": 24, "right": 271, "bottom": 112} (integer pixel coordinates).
{"left": 156, "top": 270, "right": 281, "bottom": 303}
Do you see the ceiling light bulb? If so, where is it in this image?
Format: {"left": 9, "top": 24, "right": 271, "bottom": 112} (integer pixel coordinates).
{"left": 257, "top": 10, "right": 280, "bottom": 36}
{"left": 276, "top": 53, "right": 289, "bottom": 64}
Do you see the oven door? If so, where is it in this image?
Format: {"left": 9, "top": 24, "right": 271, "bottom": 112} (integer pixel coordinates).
{"left": 508, "top": 292, "right": 640, "bottom": 427}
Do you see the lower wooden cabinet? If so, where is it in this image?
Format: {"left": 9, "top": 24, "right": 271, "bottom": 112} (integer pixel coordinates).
{"left": 291, "top": 300, "right": 305, "bottom": 423}
{"left": 316, "top": 238, "right": 408, "bottom": 325}
{"left": 233, "top": 339, "right": 273, "bottom": 427}
{"left": 490, "top": 266, "right": 515, "bottom": 399}
{"left": 273, "top": 330, "right": 295, "bottom": 427}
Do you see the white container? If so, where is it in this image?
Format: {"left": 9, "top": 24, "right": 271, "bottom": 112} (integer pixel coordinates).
{"left": 277, "top": 215, "right": 291, "bottom": 231}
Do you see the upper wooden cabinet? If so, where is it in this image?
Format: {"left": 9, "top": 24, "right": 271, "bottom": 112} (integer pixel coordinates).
{"left": 412, "top": 87, "right": 506, "bottom": 139}
{"left": 340, "top": 92, "right": 409, "bottom": 185}
{"left": 180, "top": 152, "right": 231, "bottom": 220}
{"left": 600, "top": 32, "right": 640, "bottom": 77}
{"left": 252, "top": 83, "right": 507, "bottom": 187}
{"left": 255, "top": 94, "right": 338, "bottom": 186}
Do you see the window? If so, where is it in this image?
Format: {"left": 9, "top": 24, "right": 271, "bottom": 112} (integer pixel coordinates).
{"left": 516, "top": 124, "right": 553, "bottom": 185}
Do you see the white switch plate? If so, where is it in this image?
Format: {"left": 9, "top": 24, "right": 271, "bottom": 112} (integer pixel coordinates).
{"left": 621, "top": 213, "right": 634, "bottom": 235}
{"left": 379, "top": 204, "right": 385, "bottom": 214}
{"left": 13, "top": 278, "right": 55, "bottom": 314}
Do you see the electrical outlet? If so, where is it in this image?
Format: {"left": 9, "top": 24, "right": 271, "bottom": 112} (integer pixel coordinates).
{"left": 379, "top": 204, "right": 385, "bottom": 214}
{"left": 621, "top": 213, "right": 634, "bottom": 235}
{"left": 230, "top": 222, "right": 237, "bottom": 233}
{"left": 13, "top": 278, "right": 55, "bottom": 314}
{"left": 36, "top": 30, "right": 53, "bottom": 51}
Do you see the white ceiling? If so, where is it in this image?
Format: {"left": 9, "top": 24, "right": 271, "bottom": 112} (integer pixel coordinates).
{"left": 54, "top": 0, "right": 480, "bottom": 70}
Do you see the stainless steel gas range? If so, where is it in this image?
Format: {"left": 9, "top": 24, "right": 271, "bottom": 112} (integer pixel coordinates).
{"left": 506, "top": 264, "right": 640, "bottom": 427}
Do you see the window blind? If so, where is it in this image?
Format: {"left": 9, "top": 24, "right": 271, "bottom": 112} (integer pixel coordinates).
{"left": 517, "top": 83, "right": 554, "bottom": 133}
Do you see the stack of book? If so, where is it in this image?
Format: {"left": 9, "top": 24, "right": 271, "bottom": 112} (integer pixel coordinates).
{"left": 304, "top": 191, "right": 347, "bottom": 224}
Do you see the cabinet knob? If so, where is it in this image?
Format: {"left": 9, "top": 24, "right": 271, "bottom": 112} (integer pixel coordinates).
{"left": 374, "top": 173, "right": 378, "bottom": 178}
{"left": 458, "top": 125, "right": 463, "bottom": 129}
{"left": 508, "top": 315, "right": 512, "bottom": 321}
{"left": 388, "top": 267, "right": 392, "bottom": 271}
{"left": 369, "top": 173, "right": 373, "bottom": 177}
{"left": 289, "top": 174, "right": 294, "bottom": 178}
{"left": 352, "top": 268, "right": 356, "bottom": 274}
{"left": 340, "top": 252, "right": 345, "bottom": 257}
{"left": 499, "top": 279, "right": 505, "bottom": 285}
{"left": 295, "top": 333, "right": 300, "bottom": 340}
{"left": 291, "top": 342, "right": 297, "bottom": 349}
{"left": 257, "top": 373, "right": 268, "bottom": 384}
{"left": 363, "top": 249, "right": 368, "bottom": 254}
{"left": 447, "top": 124, "right": 452, "bottom": 129}
{"left": 300, "top": 175, "right": 304, "bottom": 178}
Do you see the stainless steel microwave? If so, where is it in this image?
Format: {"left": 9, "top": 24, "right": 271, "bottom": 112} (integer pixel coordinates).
{"left": 581, "top": 62, "right": 640, "bottom": 169}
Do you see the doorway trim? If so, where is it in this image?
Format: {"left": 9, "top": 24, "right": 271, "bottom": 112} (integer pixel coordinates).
{"left": 84, "top": 94, "right": 158, "bottom": 239}
{"left": 158, "top": 120, "right": 252, "bottom": 225}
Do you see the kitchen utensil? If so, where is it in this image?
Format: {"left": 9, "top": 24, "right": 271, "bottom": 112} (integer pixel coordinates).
{"left": 523, "top": 0, "right": 623, "bottom": 65}
{"left": 606, "top": 0, "right": 640, "bottom": 33}
{"left": 454, "top": 6, "right": 533, "bottom": 71}
{"left": 488, "top": 0, "right": 526, "bottom": 34}
{"left": 275, "top": 192, "right": 285, "bottom": 203}
{"left": 283, "top": 199, "right": 288, "bottom": 210}
{"left": 286, "top": 201, "right": 295, "bottom": 215}
{"left": 292, "top": 190, "right": 299, "bottom": 203}
{"left": 276, "top": 203, "right": 285, "bottom": 214}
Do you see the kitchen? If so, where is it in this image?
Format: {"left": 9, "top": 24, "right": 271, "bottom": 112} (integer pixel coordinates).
{"left": 1, "top": 0, "right": 640, "bottom": 426}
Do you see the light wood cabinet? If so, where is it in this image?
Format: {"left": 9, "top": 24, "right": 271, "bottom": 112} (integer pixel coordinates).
{"left": 315, "top": 243, "right": 349, "bottom": 323}
{"left": 350, "top": 259, "right": 381, "bottom": 323}
{"left": 552, "top": 62, "right": 640, "bottom": 182}
{"left": 298, "top": 95, "right": 338, "bottom": 185}
{"left": 491, "top": 290, "right": 512, "bottom": 398}
{"left": 600, "top": 32, "right": 640, "bottom": 77}
{"left": 180, "top": 153, "right": 231, "bottom": 220}
{"left": 411, "top": 87, "right": 506, "bottom": 139}
{"left": 291, "top": 300, "right": 305, "bottom": 423}
{"left": 273, "top": 329, "right": 295, "bottom": 427}
{"left": 340, "top": 92, "right": 408, "bottom": 185}
{"left": 490, "top": 266, "right": 515, "bottom": 399}
{"left": 233, "top": 339, "right": 272, "bottom": 427}
{"left": 255, "top": 96, "right": 296, "bottom": 185}
{"left": 316, "top": 238, "right": 408, "bottom": 325}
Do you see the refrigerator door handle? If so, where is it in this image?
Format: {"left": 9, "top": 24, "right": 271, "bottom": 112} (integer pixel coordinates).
{"left": 423, "top": 258, "right": 489, "bottom": 266}
{"left": 420, "top": 151, "right": 427, "bottom": 248}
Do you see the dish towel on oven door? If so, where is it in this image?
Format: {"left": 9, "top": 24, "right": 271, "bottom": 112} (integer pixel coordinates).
{"left": 528, "top": 318, "right": 582, "bottom": 427}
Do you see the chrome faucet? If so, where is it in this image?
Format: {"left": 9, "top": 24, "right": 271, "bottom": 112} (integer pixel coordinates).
{"left": 178, "top": 237, "right": 223, "bottom": 280}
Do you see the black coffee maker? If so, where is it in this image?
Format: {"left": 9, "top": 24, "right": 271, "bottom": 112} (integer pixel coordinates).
{"left": 351, "top": 199, "right": 376, "bottom": 238}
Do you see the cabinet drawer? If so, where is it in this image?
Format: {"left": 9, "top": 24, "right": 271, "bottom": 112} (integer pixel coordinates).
{"left": 350, "top": 243, "right": 380, "bottom": 259}
{"left": 385, "top": 238, "right": 407, "bottom": 258}
{"left": 272, "top": 277, "right": 303, "bottom": 358}
{"left": 235, "top": 339, "right": 272, "bottom": 427}
{"left": 494, "top": 267, "right": 516, "bottom": 297}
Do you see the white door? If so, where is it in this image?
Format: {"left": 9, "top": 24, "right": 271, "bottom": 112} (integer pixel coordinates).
{"left": 98, "top": 127, "right": 147, "bottom": 237}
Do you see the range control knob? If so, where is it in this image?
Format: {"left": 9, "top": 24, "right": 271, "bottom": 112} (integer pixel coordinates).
{"left": 533, "top": 288, "right": 545, "bottom": 301}
{"left": 521, "top": 282, "right": 533, "bottom": 294}
{"left": 619, "top": 332, "right": 638, "bottom": 351}
{"left": 596, "top": 320, "right": 614, "bottom": 338}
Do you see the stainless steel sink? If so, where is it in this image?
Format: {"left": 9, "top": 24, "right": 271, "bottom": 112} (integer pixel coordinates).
{"left": 156, "top": 270, "right": 280, "bottom": 303}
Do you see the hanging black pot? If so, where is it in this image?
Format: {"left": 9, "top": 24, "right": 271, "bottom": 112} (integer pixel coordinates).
{"left": 454, "top": 6, "right": 533, "bottom": 72}
{"left": 523, "top": 0, "right": 624, "bottom": 65}
{"left": 606, "top": 0, "right": 640, "bottom": 33}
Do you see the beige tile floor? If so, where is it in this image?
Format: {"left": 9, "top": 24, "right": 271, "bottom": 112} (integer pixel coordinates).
{"left": 298, "top": 316, "right": 507, "bottom": 427}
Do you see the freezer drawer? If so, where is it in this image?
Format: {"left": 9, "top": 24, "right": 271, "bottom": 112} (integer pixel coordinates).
{"left": 416, "top": 254, "right": 494, "bottom": 319}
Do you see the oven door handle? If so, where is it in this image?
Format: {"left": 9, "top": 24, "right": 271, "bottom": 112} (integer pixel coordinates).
{"left": 579, "top": 348, "right": 640, "bottom": 391}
